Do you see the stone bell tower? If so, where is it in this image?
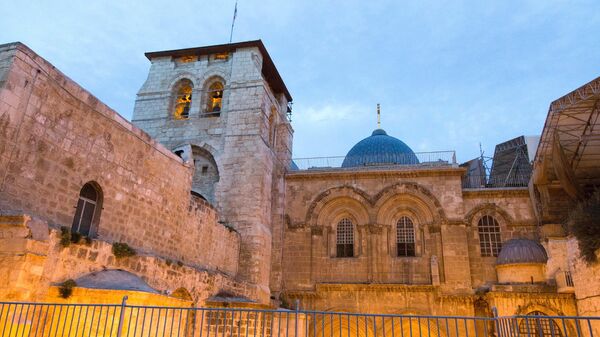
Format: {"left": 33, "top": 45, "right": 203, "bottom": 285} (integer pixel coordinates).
{"left": 131, "top": 40, "right": 294, "bottom": 303}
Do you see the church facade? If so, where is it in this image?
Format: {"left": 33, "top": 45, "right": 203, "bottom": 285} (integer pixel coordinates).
{"left": 0, "top": 39, "right": 599, "bottom": 327}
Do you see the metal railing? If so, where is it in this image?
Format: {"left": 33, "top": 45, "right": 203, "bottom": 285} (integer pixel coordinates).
{"left": 292, "top": 151, "right": 457, "bottom": 171}
{"left": 0, "top": 299, "right": 598, "bottom": 337}
{"left": 461, "top": 173, "right": 531, "bottom": 189}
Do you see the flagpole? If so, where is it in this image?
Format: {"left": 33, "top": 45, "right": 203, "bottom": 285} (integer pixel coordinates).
{"left": 229, "top": 0, "right": 238, "bottom": 43}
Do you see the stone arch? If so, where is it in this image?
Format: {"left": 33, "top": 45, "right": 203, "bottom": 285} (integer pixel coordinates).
{"left": 189, "top": 144, "right": 220, "bottom": 204}
{"left": 465, "top": 203, "right": 513, "bottom": 257}
{"left": 514, "top": 305, "right": 573, "bottom": 337}
{"left": 198, "top": 67, "right": 229, "bottom": 86}
{"left": 382, "top": 316, "right": 446, "bottom": 337}
{"left": 170, "top": 77, "right": 195, "bottom": 119}
{"left": 201, "top": 73, "right": 227, "bottom": 113}
{"left": 374, "top": 183, "right": 445, "bottom": 257}
{"left": 373, "top": 182, "right": 446, "bottom": 224}
{"left": 71, "top": 180, "right": 103, "bottom": 237}
{"left": 464, "top": 203, "right": 514, "bottom": 227}
{"left": 305, "top": 186, "right": 373, "bottom": 226}
{"left": 312, "top": 314, "right": 374, "bottom": 337}
{"left": 168, "top": 72, "right": 199, "bottom": 89}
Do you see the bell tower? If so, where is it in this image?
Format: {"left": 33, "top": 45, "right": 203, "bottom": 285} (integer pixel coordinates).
{"left": 132, "top": 40, "right": 294, "bottom": 303}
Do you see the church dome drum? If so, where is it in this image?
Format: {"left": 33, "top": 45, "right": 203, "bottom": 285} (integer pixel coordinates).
{"left": 495, "top": 239, "right": 548, "bottom": 284}
{"left": 341, "top": 129, "right": 419, "bottom": 168}
{"left": 497, "top": 239, "right": 548, "bottom": 265}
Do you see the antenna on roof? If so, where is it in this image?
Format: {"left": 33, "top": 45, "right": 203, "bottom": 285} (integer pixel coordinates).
{"left": 229, "top": 0, "right": 238, "bottom": 43}
{"left": 377, "top": 103, "right": 381, "bottom": 129}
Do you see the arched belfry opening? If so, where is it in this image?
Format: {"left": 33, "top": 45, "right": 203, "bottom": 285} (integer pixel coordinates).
{"left": 191, "top": 146, "right": 219, "bottom": 204}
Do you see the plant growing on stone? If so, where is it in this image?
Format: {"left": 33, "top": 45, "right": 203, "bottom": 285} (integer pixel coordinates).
{"left": 58, "top": 279, "right": 77, "bottom": 299}
{"left": 112, "top": 242, "right": 136, "bottom": 259}
{"left": 59, "top": 226, "right": 71, "bottom": 247}
{"left": 70, "top": 231, "right": 82, "bottom": 244}
{"left": 568, "top": 189, "right": 600, "bottom": 264}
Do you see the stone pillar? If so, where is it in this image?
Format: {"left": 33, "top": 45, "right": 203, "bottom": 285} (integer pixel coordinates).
{"left": 440, "top": 222, "right": 472, "bottom": 293}
{"left": 0, "top": 213, "right": 50, "bottom": 301}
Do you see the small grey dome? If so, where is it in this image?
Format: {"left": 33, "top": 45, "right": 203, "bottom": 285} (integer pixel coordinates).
{"left": 74, "top": 269, "right": 158, "bottom": 293}
{"left": 342, "top": 129, "right": 419, "bottom": 168}
{"left": 497, "top": 239, "right": 548, "bottom": 265}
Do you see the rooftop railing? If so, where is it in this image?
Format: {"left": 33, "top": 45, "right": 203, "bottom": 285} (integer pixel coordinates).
{"left": 461, "top": 173, "right": 531, "bottom": 189}
{"left": 291, "top": 151, "right": 457, "bottom": 171}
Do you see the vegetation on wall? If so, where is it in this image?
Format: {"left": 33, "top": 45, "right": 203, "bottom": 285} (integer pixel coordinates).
{"left": 59, "top": 226, "right": 72, "bottom": 247}
{"left": 112, "top": 242, "right": 136, "bottom": 259}
{"left": 59, "top": 227, "right": 92, "bottom": 247}
{"left": 568, "top": 189, "right": 600, "bottom": 264}
{"left": 58, "top": 279, "right": 77, "bottom": 299}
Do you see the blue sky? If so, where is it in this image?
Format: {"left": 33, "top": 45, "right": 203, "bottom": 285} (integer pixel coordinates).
{"left": 2, "top": 1, "right": 600, "bottom": 162}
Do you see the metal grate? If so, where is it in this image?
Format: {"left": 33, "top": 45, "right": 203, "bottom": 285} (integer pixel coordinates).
{"left": 478, "top": 215, "right": 502, "bottom": 257}
{"left": 336, "top": 218, "right": 354, "bottom": 258}
{"left": 396, "top": 216, "right": 416, "bottom": 257}
{"left": 518, "top": 312, "right": 564, "bottom": 337}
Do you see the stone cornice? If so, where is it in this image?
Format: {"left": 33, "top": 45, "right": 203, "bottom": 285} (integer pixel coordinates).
{"left": 315, "top": 283, "right": 436, "bottom": 292}
{"left": 286, "top": 166, "right": 466, "bottom": 181}
{"left": 486, "top": 291, "right": 575, "bottom": 300}
{"left": 462, "top": 188, "right": 530, "bottom": 198}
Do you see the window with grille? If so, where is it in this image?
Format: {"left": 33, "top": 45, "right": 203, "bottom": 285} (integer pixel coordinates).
{"left": 336, "top": 218, "right": 354, "bottom": 257}
{"left": 71, "top": 182, "right": 101, "bottom": 237}
{"left": 396, "top": 216, "right": 415, "bottom": 257}
{"left": 478, "top": 215, "right": 502, "bottom": 257}
{"left": 518, "top": 311, "right": 563, "bottom": 337}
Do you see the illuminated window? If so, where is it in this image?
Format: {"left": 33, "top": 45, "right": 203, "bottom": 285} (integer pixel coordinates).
{"left": 215, "top": 53, "right": 229, "bottom": 60}
{"left": 206, "top": 81, "right": 224, "bottom": 113}
{"left": 72, "top": 182, "right": 102, "bottom": 237}
{"left": 336, "top": 218, "right": 354, "bottom": 258}
{"left": 478, "top": 215, "right": 502, "bottom": 257}
{"left": 397, "top": 216, "right": 415, "bottom": 257}
{"left": 518, "top": 312, "right": 563, "bottom": 337}
{"left": 177, "top": 55, "right": 196, "bottom": 63}
{"left": 173, "top": 79, "right": 193, "bottom": 119}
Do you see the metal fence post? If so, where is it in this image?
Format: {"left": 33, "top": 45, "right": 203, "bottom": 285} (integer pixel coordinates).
{"left": 295, "top": 300, "right": 300, "bottom": 337}
{"left": 116, "top": 296, "right": 128, "bottom": 337}
{"left": 491, "top": 307, "right": 501, "bottom": 337}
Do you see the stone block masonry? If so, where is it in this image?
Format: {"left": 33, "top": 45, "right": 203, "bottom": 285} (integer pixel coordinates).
{"left": 0, "top": 42, "right": 249, "bottom": 300}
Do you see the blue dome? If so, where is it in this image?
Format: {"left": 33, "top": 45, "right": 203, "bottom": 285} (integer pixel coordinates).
{"left": 289, "top": 160, "right": 299, "bottom": 171}
{"left": 342, "top": 129, "right": 419, "bottom": 168}
{"left": 497, "top": 239, "right": 548, "bottom": 265}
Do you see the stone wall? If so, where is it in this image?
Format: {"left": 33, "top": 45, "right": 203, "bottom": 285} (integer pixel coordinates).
{"left": 0, "top": 43, "right": 242, "bottom": 290}
{"left": 567, "top": 238, "right": 600, "bottom": 316}
{"left": 462, "top": 189, "right": 537, "bottom": 288}
{"left": 0, "top": 213, "right": 249, "bottom": 304}
{"left": 282, "top": 169, "right": 465, "bottom": 293}
{"left": 281, "top": 168, "right": 539, "bottom": 311}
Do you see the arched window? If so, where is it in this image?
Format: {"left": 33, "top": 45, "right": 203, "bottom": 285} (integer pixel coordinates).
{"left": 173, "top": 79, "right": 193, "bottom": 119}
{"left": 206, "top": 81, "right": 224, "bottom": 113}
{"left": 336, "top": 218, "right": 354, "bottom": 258}
{"left": 71, "top": 182, "right": 102, "bottom": 236}
{"left": 397, "top": 216, "right": 415, "bottom": 257}
{"left": 518, "top": 312, "right": 563, "bottom": 337}
{"left": 478, "top": 215, "right": 501, "bottom": 257}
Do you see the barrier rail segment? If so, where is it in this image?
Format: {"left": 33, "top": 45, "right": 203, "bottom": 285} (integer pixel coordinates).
{"left": 0, "top": 300, "right": 598, "bottom": 337}
{"left": 461, "top": 173, "right": 531, "bottom": 189}
{"left": 291, "top": 151, "right": 457, "bottom": 171}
